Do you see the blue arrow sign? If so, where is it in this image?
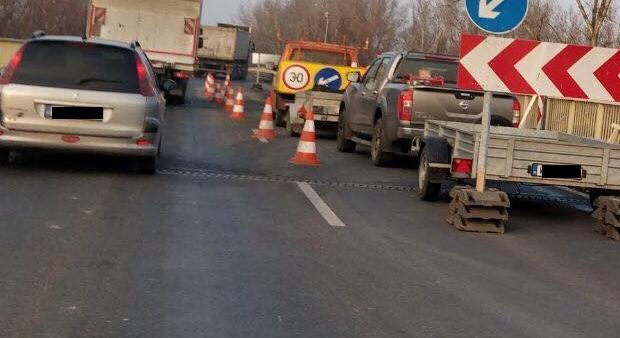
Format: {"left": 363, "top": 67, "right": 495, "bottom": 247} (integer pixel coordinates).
{"left": 466, "top": 0, "right": 529, "bottom": 34}
{"left": 314, "top": 68, "right": 342, "bottom": 91}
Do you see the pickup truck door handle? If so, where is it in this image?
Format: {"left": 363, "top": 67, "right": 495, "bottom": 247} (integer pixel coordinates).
{"left": 372, "top": 90, "right": 378, "bottom": 95}
{"left": 361, "top": 91, "right": 367, "bottom": 96}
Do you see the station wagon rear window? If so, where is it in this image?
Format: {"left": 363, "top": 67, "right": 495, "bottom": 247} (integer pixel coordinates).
{"left": 11, "top": 41, "right": 140, "bottom": 94}
{"left": 394, "top": 58, "right": 458, "bottom": 87}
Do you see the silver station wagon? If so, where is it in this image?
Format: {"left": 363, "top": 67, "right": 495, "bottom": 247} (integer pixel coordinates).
{"left": 0, "top": 33, "right": 170, "bottom": 173}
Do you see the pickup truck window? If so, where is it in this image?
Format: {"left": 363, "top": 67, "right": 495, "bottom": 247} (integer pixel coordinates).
{"left": 362, "top": 58, "right": 383, "bottom": 89}
{"left": 290, "top": 49, "right": 352, "bottom": 66}
{"left": 393, "top": 58, "right": 458, "bottom": 87}
{"left": 364, "top": 57, "right": 392, "bottom": 90}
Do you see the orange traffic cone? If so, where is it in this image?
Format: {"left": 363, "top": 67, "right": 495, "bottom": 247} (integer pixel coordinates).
{"left": 224, "top": 86, "right": 235, "bottom": 113}
{"left": 218, "top": 82, "right": 227, "bottom": 105}
{"left": 214, "top": 82, "right": 224, "bottom": 104}
{"left": 224, "top": 73, "right": 231, "bottom": 88}
{"left": 229, "top": 88, "right": 246, "bottom": 121}
{"left": 290, "top": 109, "right": 321, "bottom": 166}
{"left": 204, "top": 73, "right": 215, "bottom": 100}
{"left": 253, "top": 96, "right": 276, "bottom": 140}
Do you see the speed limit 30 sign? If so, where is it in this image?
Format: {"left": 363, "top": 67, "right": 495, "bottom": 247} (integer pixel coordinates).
{"left": 283, "top": 64, "right": 310, "bottom": 90}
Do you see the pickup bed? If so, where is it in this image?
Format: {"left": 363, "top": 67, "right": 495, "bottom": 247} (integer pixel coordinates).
{"left": 337, "top": 52, "right": 518, "bottom": 166}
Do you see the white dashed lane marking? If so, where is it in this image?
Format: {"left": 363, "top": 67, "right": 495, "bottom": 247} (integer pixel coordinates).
{"left": 296, "top": 182, "right": 346, "bottom": 227}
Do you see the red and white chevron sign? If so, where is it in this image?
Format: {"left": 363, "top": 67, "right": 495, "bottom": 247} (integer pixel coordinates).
{"left": 458, "top": 34, "right": 620, "bottom": 103}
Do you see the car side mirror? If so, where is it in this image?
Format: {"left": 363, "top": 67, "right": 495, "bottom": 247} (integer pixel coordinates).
{"left": 198, "top": 38, "right": 204, "bottom": 49}
{"left": 161, "top": 79, "right": 177, "bottom": 92}
{"left": 347, "top": 72, "right": 361, "bottom": 83}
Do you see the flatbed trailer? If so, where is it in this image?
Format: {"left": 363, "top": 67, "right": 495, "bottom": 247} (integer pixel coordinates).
{"left": 419, "top": 120, "right": 620, "bottom": 239}
{"left": 423, "top": 120, "right": 620, "bottom": 191}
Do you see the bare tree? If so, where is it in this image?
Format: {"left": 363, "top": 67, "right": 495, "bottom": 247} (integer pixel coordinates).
{"left": 575, "top": 0, "right": 614, "bottom": 45}
{"left": 0, "top": 0, "right": 89, "bottom": 39}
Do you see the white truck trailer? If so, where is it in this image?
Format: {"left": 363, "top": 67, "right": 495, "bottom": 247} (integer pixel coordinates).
{"left": 86, "top": 0, "right": 203, "bottom": 103}
{"left": 197, "top": 24, "right": 252, "bottom": 80}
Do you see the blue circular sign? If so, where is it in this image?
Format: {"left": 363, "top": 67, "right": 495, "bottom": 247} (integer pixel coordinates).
{"left": 314, "top": 68, "right": 342, "bottom": 91}
{"left": 465, "top": 0, "right": 529, "bottom": 34}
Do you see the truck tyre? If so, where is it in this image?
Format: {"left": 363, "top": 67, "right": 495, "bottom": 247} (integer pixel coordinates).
{"left": 286, "top": 109, "right": 301, "bottom": 137}
{"left": 336, "top": 109, "right": 356, "bottom": 153}
{"left": 418, "top": 138, "right": 451, "bottom": 201}
{"left": 371, "top": 117, "right": 394, "bottom": 167}
{"left": 275, "top": 109, "right": 286, "bottom": 127}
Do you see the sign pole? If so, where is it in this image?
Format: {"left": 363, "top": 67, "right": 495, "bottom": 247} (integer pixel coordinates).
{"left": 476, "top": 91, "right": 492, "bottom": 192}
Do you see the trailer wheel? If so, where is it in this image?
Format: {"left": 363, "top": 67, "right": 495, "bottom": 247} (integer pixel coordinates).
{"left": 418, "top": 138, "right": 451, "bottom": 201}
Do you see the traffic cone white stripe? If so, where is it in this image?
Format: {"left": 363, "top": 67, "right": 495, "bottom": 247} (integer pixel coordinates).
{"left": 233, "top": 104, "right": 244, "bottom": 113}
{"left": 296, "top": 141, "right": 317, "bottom": 153}
{"left": 259, "top": 119, "right": 274, "bottom": 129}
{"left": 303, "top": 120, "right": 315, "bottom": 132}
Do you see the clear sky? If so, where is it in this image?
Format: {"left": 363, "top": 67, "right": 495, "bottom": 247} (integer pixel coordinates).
{"left": 202, "top": 0, "right": 244, "bottom": 25}
{"left": 201, "top": 0, "right": 578, "bottom": 26}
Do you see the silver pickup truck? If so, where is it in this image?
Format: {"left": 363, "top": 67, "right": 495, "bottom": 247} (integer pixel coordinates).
{"left": 337, "top": 52, "right": 518, "bottom": 166}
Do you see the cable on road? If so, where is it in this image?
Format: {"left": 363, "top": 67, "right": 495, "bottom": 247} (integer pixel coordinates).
{"left": 157, "top": 167, "right": 591, "bottom": 208}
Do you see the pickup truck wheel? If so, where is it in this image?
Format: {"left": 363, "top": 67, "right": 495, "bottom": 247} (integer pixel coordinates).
{"left": 418, "top": 148, "right": 442, "bottom": 201}
{"left": 371, "top": 118, "right": 394, "bottom": 167}
{"left": 286, "top": 109, "right": 301, "bottom": 137}
{"left": 336, "top": 113, "right": 356, "bottom": 153}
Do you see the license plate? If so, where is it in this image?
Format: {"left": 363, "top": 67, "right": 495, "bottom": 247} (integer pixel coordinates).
{"left": 528, "top": 163, "right": 585, "bottom": 179}
{"left": 51, "top": 106, "right": 103, "bottom": 120}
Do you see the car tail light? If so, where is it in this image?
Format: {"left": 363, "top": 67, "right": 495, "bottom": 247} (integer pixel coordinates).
{"left": 0, "top": 45, "right": 26, "bottom": 85}
{"left": 135, "top": 54, "right": 155, "bottom": 97}
{"left": 136, "top": 138, "right": 151, "bottom": 146}
{"left": 398, "top": 89, "right": 413, "bottom": 124}
{"left": 452, "top": 158, "right": 473, "bottom": 176}
{"left": 174, "top": 71, "right": 189, "bottom": 79}
{"left": 61, "top": 135, "right": 80, "bottom": 143}
{"left": 512, "top": 99, "right": 521, "bottom": 128}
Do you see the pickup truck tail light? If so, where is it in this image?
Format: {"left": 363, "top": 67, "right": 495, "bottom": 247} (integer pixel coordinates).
{"left": 452, "top": 158, "right": 473, "bottom": 176}
{"left": 0, "top": 45, "right": 25, "bottom": 85}
{"left": 398, "top": 89, "right": 414, "bottom": 124}
{"left": 512, "top": 99, "right": 521, "bottom": 128}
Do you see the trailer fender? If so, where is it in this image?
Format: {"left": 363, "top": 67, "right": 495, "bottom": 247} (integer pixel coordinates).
{"left": 421, "top": 137, "right": 451, "bottom": 166}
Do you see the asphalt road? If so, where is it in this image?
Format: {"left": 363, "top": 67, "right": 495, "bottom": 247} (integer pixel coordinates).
{"left": 1, "top": 79, "right": 619, "bottom": 338}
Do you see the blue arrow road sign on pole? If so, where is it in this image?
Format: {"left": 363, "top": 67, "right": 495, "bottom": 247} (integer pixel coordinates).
{"left": 466, "top": 0, "right": 529, "bottom": 34}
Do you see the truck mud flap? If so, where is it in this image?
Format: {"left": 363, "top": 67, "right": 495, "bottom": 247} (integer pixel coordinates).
{"left": 591, "top": 197, "right": 620, "bottom": 241}
{"left": 447, "top": 186, "right": 510, "bottom": 234}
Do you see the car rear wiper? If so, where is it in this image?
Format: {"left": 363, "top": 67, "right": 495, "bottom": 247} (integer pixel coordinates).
{"left": 77, "top": 78, "right": 122, "bottom": 85}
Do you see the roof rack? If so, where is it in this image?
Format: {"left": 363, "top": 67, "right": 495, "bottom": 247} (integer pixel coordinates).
{"left": 31, "top": 30, "right": 46, "bottom": 39}
{"left": 130, "top": 40, "right": 141, "bottom": 49}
